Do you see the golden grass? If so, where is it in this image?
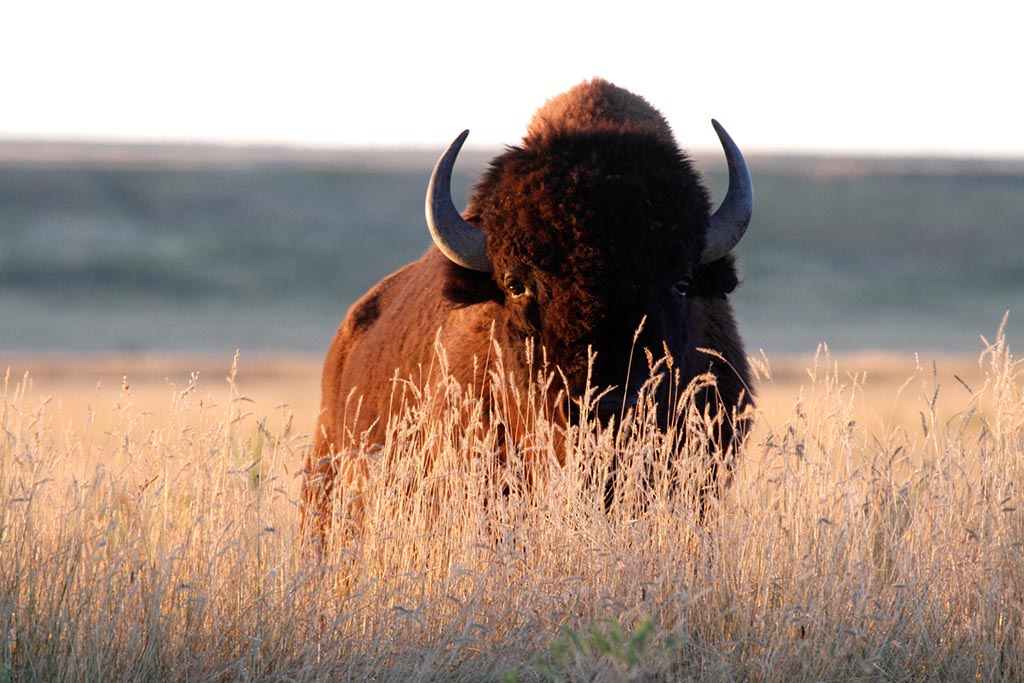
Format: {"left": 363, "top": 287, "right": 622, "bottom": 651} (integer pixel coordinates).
{"left": 1, "top": 325, "right": 1021, "bottom": 682}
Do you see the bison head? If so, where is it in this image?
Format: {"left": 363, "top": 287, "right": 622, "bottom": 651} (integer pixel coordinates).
{"left": 426, "top": 79, "right": 752, "bottom": 422}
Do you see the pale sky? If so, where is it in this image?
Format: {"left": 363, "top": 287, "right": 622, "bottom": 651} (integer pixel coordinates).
{"left": 2, "top": 0, "right": 1021, "bottom": 156}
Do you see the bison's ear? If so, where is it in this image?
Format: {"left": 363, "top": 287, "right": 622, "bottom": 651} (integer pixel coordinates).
{"left": 690, "top": 254, "right": 740, "bottom": 300}
{"left": 441, "top": 259, "right": 502, "bottom": 306}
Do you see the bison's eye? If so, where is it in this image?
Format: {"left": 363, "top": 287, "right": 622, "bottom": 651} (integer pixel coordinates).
{"left": 674, "top": 277, "right": 691, "bottom": 297}
{"left": 506, "top": 280, "right": 528, "bottom": 298}
{"left": 505, "top": 277, "right": 528, "bottom": 299}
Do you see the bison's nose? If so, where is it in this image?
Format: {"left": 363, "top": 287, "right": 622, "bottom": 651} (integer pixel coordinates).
{"left": 595, "top": 394, "right": 638, "bottom": 426}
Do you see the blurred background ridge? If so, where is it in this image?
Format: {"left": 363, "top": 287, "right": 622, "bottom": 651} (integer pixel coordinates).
{"left": 1, "top": 140, "right": 1021, "bottom": 356}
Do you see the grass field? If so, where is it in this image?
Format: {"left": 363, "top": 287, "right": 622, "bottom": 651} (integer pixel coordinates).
{"left": 1, "top": 323, "right": 1021, "bottom": 681}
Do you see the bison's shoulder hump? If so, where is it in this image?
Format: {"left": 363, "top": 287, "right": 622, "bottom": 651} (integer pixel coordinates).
{"left": 526, "top": 78, "right": 675, "bottom": 146}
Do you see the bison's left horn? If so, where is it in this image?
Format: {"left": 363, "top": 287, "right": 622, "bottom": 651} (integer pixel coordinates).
{"left": 702, "top": 120, "right": 754, "bottom": 264}
{"left": 425, "top": 130, "right": 492, "bottom": 272}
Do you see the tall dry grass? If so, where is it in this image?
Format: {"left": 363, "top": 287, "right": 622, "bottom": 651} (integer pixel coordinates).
{"left": 1, "top": 324, "right": 1022, "bottom": 682}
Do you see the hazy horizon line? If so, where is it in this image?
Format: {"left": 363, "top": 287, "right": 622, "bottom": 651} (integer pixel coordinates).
{"left": 2, "top": 135, "right": 1024, "bottom": 173}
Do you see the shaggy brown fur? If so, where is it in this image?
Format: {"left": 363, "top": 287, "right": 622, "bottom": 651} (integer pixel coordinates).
{"left": 303, "top": 79, "right": 753, "bottom": 539}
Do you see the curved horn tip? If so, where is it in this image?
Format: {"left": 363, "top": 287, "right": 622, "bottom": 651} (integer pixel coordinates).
{"left": 702, "top": 119, "right": 754, "bottom": 263}
{"left": 450, "top": 129, "right": 470, "bottom": 151}
{"left": 425, "top": 130, "right": 491, "bottom": 272}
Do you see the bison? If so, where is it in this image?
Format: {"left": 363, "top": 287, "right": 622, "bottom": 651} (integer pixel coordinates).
{"left": 303, "top": 78, "right": 754, "bottom": 538}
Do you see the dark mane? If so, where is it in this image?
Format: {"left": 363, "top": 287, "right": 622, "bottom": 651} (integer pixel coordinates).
{"left": 440, "top": 257, "right": 501, "bottom": 305}
{"left": 692, "top": 255, "right": 741, "bottom": 300}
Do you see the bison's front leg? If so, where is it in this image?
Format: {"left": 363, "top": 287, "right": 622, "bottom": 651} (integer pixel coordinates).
{"left": 301, "top": 428, "right": 369, "bottom": 551}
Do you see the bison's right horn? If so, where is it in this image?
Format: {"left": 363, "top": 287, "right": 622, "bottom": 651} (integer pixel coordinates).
{"left": 425, "top": 130, "right": 492, "bottom": 272}
{"left": 702, "top": 120, "right": 754, "bottom": 264}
